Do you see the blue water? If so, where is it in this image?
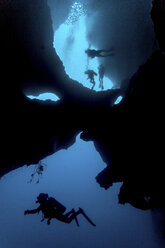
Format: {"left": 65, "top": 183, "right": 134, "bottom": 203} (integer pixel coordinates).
{"left": 54, "top": 9, "right": 113, "bottom": 91}
{"left": 0, "top": 133, "right": 161, "bottom": 248}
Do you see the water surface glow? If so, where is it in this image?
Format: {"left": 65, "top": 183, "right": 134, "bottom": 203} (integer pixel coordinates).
{"left": 54, "top": 2, "right": 113, "bottom": 91}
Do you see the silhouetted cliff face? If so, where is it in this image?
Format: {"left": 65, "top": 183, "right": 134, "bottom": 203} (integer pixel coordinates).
{"left": 151, "top": 0, "right": 165, "bottom": 51}
{"left": 94, "top": 0, "right": 165, "bottom": 208}
{"left": 92, "top": 50, "right": 165, "bottom": 208}
{"left": 0, "top": 0, "right": 164, "bottom": 225}
{"left": 0, "top": 0, "right": 120, "bottom": 175}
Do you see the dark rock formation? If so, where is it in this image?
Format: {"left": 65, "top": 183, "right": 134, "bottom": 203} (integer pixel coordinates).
{"left": 0, "top": 0, "right": 165, "bottom": 234}
{"left": 0, "top": 0, "right": 120, "bottom": 175}
{"left": 94, "top": 50, "right": 165, "bottom": 209}
{"left": 151, "top": 0, "right": 165, "bottom": 52}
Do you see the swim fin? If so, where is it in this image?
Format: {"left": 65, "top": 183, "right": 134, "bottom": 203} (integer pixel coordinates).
{"left": 79, "top": 208, "right": 96, "bottom": 227}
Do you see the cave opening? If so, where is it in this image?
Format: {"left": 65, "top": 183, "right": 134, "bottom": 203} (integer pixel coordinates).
{"left": 27, "top": 92, "right": 60, "bottom": 101}
{"left": 48, "top": 0, "right": 156, "bottom": 93}
{"left": 53, "top": 1, "right": 113, "bottom": 91}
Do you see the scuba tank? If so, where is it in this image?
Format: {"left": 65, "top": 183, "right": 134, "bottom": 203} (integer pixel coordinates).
{"left": 48, "top": 197, "right": 66, "bottom": 213}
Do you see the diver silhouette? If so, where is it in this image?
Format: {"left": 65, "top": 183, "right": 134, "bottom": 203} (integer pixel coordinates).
{"left": 84, "top": 69, "right": 97, "bottom": 90}
{"left": 24, "top": 193, "right": 96, "bottom": 227}
{"left": 85, "top": 48, "right": 114, "bottom": 59}
{"left": 98, "top": 64, "right": 105, "bottom": 90}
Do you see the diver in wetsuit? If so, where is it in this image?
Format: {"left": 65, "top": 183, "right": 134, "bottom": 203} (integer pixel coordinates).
{"left": 24, "top": 193, "right": 96, "bottom": 227}
{"left": 84, "top": 69, "right": 97, "bottom": 90}
{"left": 85, "top": 48, "right": 114, "bottom": 59}
{"left": 98, "top": 64, "right": 105, "bottom": 90}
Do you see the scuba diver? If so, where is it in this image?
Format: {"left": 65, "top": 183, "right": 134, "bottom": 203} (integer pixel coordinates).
{"left": 98, "top": 64, "right": 105, "bottom": 90}
{"left": 24, "top": 193, "right": 96, "bottom": 227}
{"left": 84, "top": 69, "right": 97, "bottom": 90}
{"left": 85, "top": 48, "right": 114, "bottom": 59}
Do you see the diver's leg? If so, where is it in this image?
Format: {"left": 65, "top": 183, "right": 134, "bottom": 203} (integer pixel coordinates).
{"left": 64, "top": 209, "right": 74, "bottom": 218}
{"left": 101, "top": 48, "right": 114, "bottom": 52}
{"left": 97, "top": 49, "right": 111, "bottom": 56}
{"left": 90, "top": 78, "right": 95, "bottom": 89}
{"left": 71, "top": 209, "right": 79, "bottom": 226}
{"left": 92, "top": 82, "right": 95, "bottom": 90}
{"left": 98, "top": 53, "right": 114, "bottom": 57}
{"left": 79, "top": 208, "right": 96, "bottom": 226}
{"left": 99, "top": 77, "right": 102, "bottom": 88}
{"left": 103, "top": 53, "right": 114, "bottom": 57}
{"left": 97, "top": 49, "right": 106, "bottom": 53}
{"left": 96, "top": 50, "right": 108, "bottom": 57}
{"left": 63, "top": 209, "right": 79, "bottom": 226}
{"left": 92, "top": 78, "right": 96, "bottom": 89}
{"left": 66, "top": 208, "right": 96, "bottom": 226}
{"left": 101, "top": 78, "right": 104, "bottom": 89}
{"left": 66, "top": 209, "right": 81, "bottom": 224}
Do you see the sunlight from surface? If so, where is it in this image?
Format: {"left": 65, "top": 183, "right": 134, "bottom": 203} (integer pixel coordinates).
{"left": 54, "top": 2, "right": 113, "bottom": 92}
{"left": 65, "top": 1, "right": 87, "bottom": 25}
{"left": 27, "top": 93, "right": 60, "bottom": 102}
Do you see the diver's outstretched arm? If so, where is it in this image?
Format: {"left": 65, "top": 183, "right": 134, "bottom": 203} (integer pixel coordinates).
{"left": 24, "top": 207, "right": 41, "bottom": 215}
